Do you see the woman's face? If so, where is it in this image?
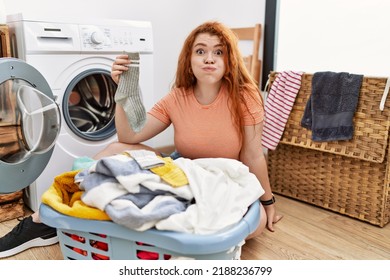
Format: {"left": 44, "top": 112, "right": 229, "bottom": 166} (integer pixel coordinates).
{"left": 190, "top": 33, "right": 226, "bottom": 86}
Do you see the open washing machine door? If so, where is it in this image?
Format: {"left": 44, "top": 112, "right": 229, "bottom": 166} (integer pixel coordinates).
{"left": 0, "top": 58, "right": 61, "bottom": 193}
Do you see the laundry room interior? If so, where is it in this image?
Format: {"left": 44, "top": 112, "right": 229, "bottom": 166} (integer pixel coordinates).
{"left": 0, "top": 0, "right": 390, "bottom": 264}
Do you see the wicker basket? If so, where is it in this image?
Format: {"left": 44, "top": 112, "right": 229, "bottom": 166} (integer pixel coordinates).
{"left": 0, "top": 190, "right": 24, "bottom": 222}
{"left": 0, "top": 25, "right": 11, "bottom": 58}
{"left": 267, "top": 72, "right": 390, "bottom": 227}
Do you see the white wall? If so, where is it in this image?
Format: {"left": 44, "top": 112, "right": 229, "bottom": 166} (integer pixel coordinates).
{"left": 2, "top": 0, "right": 266, "bottom": 147}
{"left": 275, "top": 0, "right": 390, "bottom": 78}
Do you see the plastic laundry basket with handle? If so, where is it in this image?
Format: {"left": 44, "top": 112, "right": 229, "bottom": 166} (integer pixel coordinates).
{"left": 39, "top": 200, "right": 260, "bottom": 260}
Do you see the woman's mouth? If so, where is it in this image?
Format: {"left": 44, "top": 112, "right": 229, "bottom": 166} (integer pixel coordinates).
{"left": 202, "top": 66, "right": 217, "bottom": 71}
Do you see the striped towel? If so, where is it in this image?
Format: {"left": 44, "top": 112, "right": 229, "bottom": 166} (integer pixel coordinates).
{"left": 261, "top": 71, "right": 303, "bottom": 150}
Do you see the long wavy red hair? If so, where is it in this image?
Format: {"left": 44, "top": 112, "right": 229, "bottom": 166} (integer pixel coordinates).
{"left": 173, "top": 21, "right": 262, "bottom": 144}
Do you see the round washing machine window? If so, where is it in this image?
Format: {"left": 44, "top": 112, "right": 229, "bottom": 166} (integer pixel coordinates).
{"left": 63, "top": 69, "right": 117, "bottom": 141}
{"left": 0, "top": 58, "right": 61, "bottom": 193}
{"left": 0, "top": 79, "right": 61, "bottom": 164}
{"left": 0, "top": 79, "right": 32, "bottom": 163}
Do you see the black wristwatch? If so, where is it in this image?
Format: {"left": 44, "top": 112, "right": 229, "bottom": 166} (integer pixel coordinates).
{"left": 260, "top": 195, "right": 275, "bottom": 206}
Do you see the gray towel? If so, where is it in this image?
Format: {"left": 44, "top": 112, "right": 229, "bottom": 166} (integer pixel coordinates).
{"left": 301, "top": 71, "right": 363, "bottom": 141}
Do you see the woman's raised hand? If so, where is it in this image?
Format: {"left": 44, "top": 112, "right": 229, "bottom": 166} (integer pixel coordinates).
{"left": 111, "top": 54, "right": 131, "bottom": 84}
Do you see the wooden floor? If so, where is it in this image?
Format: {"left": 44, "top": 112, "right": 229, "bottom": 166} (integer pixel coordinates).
{"left": 242, "top": 195, "right": 390, "bottom": 260}
{"left": 1, "top": 194, "right": 389, "bottom": 260}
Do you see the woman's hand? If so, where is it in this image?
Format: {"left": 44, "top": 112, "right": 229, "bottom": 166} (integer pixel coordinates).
{"left": 111, "top": 54, "right": 131, "bottom": 84}
{"left": 263, "top": 204, "right": 283, "bottom": 232}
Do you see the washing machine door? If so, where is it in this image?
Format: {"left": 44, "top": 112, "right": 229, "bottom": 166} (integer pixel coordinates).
{"left": 0, "top": 58, "right": 61, "bottom": 193}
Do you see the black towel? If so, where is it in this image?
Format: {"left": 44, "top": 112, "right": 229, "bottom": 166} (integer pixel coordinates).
{"left": 301, "top": 71, "right": 363, "bottom": 141}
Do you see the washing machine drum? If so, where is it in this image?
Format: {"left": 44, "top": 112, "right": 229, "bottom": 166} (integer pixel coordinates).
{"left": 0, "top": 58, "right": 61, "bottom": 193}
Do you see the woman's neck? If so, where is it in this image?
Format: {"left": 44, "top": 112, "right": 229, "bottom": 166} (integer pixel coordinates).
{"left": 193, "top": 81, "right": 222, "bottom": 105}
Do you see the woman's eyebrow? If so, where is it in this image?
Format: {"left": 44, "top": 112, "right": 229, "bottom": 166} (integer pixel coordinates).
{"left": 193, "top": 42, "right": 223, "bottom": 48}
{"left": 193, "top": 42, "right": 207, "bottom": 48}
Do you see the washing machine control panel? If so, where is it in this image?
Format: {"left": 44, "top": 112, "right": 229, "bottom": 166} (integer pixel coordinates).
{"left": 80, "top": 24, "right": 153, "bottom": 53}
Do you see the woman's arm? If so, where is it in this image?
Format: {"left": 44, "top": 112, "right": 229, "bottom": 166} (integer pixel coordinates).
{"left": 115, "top": 105, "right": 169, "bottom": 144}
{"left": 111, "top": 53, "right": 170, "bottom": 144}
{"left": 239, "top": 122, "right": 283, "bottom": 231}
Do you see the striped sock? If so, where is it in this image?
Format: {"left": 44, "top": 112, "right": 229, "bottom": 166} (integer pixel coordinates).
{"left": 114, "top": 52, "right": 146, "bottom": 132}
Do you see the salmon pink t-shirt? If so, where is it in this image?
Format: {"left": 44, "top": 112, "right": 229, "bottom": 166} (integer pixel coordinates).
{"left": 148, "top": 85, "right": 264, "bottom": 160}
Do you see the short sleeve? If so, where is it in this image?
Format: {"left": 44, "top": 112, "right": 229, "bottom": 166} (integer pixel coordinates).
{"left": 148, "top": 92, "right": 174, "bottom": 125}
{"left": 242, "top": 91, "right": 264, "bottom": 125}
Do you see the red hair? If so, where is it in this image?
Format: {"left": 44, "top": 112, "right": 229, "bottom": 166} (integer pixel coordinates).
{"left": 173, "top": 21, "right": 262, "bottom": 144}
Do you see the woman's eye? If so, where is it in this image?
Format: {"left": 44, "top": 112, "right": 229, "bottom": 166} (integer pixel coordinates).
{"left": 195, "top": 49, "right": 205, "bottom": 55}
{"left": 214, "top": 49, "right": 223, "bottom": 56}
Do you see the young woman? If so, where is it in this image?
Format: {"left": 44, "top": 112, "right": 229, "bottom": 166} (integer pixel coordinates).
{"left": 98, "top": 21, "right": 282, "bottom": 236}
{"left": 0, "top": 21, "right": 281, "bottom": 259}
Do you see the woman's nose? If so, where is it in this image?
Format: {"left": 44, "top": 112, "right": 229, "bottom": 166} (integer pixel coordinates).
{"left": 204, "top": 52, "right": 215, "bottom": 64}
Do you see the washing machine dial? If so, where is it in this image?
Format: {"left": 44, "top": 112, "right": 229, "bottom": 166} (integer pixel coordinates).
{"left": 90, "top": 31, "right": 105, "bottom": 44}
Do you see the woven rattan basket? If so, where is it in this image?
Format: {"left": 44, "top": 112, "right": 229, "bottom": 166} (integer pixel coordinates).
{"left": 267, "top": 72, "right": 390, "bottom": 227}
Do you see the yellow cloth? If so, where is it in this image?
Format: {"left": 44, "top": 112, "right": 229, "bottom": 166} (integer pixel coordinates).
{"left": 150, "top": 157, "right": 188, "bottom": 187}
{"left": 41, "top": 170, "right": 110, "bottom": 220}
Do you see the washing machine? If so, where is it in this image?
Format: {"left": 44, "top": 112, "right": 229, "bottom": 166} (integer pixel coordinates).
{"left": 5, "top": 13, "right": 155, "bottom": 211}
